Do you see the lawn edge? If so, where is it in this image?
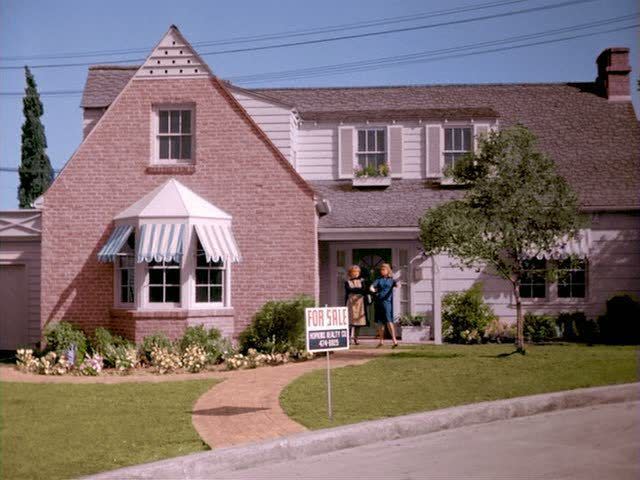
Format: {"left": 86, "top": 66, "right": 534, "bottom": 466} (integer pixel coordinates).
{"left": 81, "top": 382, "right": 639, "bottom": 479}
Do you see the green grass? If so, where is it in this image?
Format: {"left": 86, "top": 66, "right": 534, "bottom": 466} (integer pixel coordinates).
{"left": 281, "top": 344, "right": 638, "bottom": 430}
{"left": 1, "top": 379, "right": 217, "bottom": 480}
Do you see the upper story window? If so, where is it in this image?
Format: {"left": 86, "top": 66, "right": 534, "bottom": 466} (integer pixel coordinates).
{"left": 148, "top": 259, "right": 181, "bottom": 303}
{"left": 520, "top": 258, "right": 547, "bottom": 299}
{"left": 557, "top": 258, "right": 587, "bottom": 298}
{"left": 155, "top": 108, "right": 193, "bottom": 163}
{"left": 444, "top": 126, "right": 472, "bottom": 171}
{"left": 357, "top": 128, "right": 386, "bottom": 170}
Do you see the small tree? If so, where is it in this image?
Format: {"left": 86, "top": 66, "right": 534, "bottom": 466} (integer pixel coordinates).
{"left": 420, "top": 125, "right": 585, "bottom": 353}
{"left": 18, "top": 66, "right": 54, "bottom": 208}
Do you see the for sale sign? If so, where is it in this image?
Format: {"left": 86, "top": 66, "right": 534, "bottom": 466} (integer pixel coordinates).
{"left": 305, "top": 307, "right": 350, "bottom": 353}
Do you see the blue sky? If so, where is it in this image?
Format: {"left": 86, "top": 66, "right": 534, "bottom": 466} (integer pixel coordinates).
{"left": 0, "top": 0, "right": 637, "bottom": 209}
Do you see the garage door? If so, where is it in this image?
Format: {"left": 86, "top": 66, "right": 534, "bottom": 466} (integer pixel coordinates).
{"left": 0, "top": 264, "right": 29, "bottom": 349}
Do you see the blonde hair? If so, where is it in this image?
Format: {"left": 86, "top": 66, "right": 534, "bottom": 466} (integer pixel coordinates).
{"left": 379, "top": 263, "right": 393, "bottom": 276}
{"left": 347, "top": 265, "right": 361, "bottom": 278}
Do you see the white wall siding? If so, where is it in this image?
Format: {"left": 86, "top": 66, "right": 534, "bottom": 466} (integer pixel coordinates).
{"left": 297, "top": 122, "right": 425, "bottom": 180}
{"left": 297, "top": 125, "right": 338, "bottom": 179}
{"left": 231, "top": 91, "right": 295, "bottom": 163}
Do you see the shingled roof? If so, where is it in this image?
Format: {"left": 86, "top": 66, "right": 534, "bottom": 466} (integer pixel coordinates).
{"left": 80, "top": 67, "right": 640, "bottom": 211}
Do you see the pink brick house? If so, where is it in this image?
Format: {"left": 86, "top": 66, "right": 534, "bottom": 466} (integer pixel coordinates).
{"left": 1, "top": 26, "right": 638, "bottom": 348}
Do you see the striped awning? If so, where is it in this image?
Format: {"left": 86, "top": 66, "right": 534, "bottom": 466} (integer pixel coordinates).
{"left": 533, "top": 230, "right": 591, "bottom": 260}
{"left": 137, "top": 223, "right": 185, "bottom": 263}
{"left": 97, "top": 225, "right": 134, "bottom": 263}
{"left": 195, "top": 223, "right": 241, "bottom": 263}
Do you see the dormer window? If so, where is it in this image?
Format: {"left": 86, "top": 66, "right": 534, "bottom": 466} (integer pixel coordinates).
{"left": 357, "top": 128, "right": 386, "bottom": 170}
{"left": 154, "top": 106, "right": 194, "bottom": 163}
{"left": 443, "top": 126, "right": 472, "bottom": 171}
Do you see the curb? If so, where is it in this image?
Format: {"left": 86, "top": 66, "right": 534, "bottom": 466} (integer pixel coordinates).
{"left": 82, "top": 382, "right": 639, "bottom": 479}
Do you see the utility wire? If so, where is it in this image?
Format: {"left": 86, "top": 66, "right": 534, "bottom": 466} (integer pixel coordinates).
{"left": 0, "top": 0, "right": 529, "bottom": 61}
{"left": 0, "top": 0, "right": 598, "bottom": 70}
{"left": 231, "top": 14, "right": 638, "bottom": 83}
{"left": 0, "top": 14, "right": 635, "bottom": 96}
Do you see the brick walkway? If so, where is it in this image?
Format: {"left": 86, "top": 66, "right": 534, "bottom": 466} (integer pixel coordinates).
{"left": 191, "top": 348, "right": 385, "bottom": 448}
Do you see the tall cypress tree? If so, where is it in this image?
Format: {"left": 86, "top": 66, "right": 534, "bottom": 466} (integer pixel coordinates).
{"left": 18, "top": 66, "right": 54, "bottom": 208}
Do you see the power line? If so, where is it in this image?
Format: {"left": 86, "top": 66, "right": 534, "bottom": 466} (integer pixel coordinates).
{"left": 232, "top": 14, "right": 638, "bottom": 83}
{"left": 0, "top": 0, "right": 598, "bottom": 71}
{"left": 0, "top": 0, "right": 530, "bottom": 62}
{"left": 0, "top": 14, "right": 635, "bottom": 96}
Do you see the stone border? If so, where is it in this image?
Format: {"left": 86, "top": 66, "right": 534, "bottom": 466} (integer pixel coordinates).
{"left": 82, "top": 382, "right": 639, "bottom": 479}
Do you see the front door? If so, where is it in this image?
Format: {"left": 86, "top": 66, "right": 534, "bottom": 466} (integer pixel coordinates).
{"left": 352, "top": 248, "right": 392, "bottom": 337}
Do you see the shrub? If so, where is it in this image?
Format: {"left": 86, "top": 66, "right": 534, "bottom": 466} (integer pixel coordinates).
{"left": 90, "top": 327, "right": 134, "bottom": 368}
{"left": 398, "top": 314, "right": 427, "bottom": 327}
{"left": 442, "top": 283, "right": 496, "bottom": 344}
{"left": 238, "top": 295, "right": 315, "bottom": 353}
{"left": 178, "top": 325, "right": 225, "bottom": 364}
{"left": 483, "top": 318, "right": 516, "bottom": 343}
{"left": 43, "top": 322, "right": 87, "bottom": 365}
{"left": 139, "top": 333, "right": 173, "bottom": 363}
{"left": 557, "top": 311, "right": 600, "bottom": 343}
{"left": 114, "top": 346, "right": 138, "bottom": 373}
{"left": 15, "top": 349, "right": 39, "bottom": 373}
{"left": 598, "top": 294, "right": 640, "bottom": 345}
{"left": 523, "top": 313, "right": 558, "bottom": 342}
{"left": 181, "top": 345, "right": 207, "bottom": 373}
{"left": 79, "top": 353, "right": 104, "bottom": 376}
{"left": 150, "top": 346, "right": 182, "bottom": 374}
{"left": 39, "top": 351, "right": 71, "bottom": 376}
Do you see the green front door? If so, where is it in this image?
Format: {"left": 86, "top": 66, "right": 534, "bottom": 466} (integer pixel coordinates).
{"left": 352, "top": 248, "right": 392, "bottom": 337}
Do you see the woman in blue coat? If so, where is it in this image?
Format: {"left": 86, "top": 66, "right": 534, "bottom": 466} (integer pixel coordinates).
{"left": 370, "top": 263, "right": 398, "bottom": 348}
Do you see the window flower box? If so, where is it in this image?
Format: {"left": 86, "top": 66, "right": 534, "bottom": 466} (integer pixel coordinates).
{"left": 352, "top": 176, "right": 392, "bottom": 187}
{"left": 401, "top": 325, "right": 431, "bottom": 343}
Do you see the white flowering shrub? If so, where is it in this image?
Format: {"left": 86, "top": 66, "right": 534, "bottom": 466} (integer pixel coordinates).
{"left": 223, "top": 348, "right": 301, "bottom": 370}
{"left": 16, "top": 349, "right": 39, "bottom": 373}
{"left": 79, "top": 353, "right": 104, "bottom": 376}
{"left": 150, "top": 346, "right": 182, "bottom": 374}
{"left": 182, "top": 345, "right": 207, "bottom": 373}
{"left": 115, "top": 347, "right": 138, "bottom": 373}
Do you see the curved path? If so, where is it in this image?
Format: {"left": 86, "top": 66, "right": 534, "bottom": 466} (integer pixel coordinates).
{"left": 192, "top": 348, "right": 386, "bottom": 448}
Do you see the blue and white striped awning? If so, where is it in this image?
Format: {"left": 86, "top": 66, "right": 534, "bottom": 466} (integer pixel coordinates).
{"left": 137, "top": 223, "right": 185, "bottom": 263}
{"left": 195, "top": 223, "right": 241, "bottom": 263}
{"left": 97, "top": 225, "right": 134, "bottom": 263}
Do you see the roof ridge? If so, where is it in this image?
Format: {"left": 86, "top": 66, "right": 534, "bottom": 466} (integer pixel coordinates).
{"left": 251, "top": 81, "right": 596, "bottom": 92}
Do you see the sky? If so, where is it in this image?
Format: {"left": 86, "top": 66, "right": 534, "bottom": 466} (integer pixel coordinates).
{"left": 0, "top": 0, "right": 637, "bottom": 209}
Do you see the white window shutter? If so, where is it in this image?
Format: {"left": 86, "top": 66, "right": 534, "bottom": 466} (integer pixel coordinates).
{"left": 338, "top": 126, "right": 355, "bottom": 179}
{"left": 425, "top": 124, "right": 442, "bottom": 178}
{"left": 387, "top": 125, "right": 403, "bottom": 178}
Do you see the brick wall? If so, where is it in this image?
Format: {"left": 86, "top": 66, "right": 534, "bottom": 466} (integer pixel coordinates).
{"left": 41, "top": 76, "right": 317, "bottom": 340}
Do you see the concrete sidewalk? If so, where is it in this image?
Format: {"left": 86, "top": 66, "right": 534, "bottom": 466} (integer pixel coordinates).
{"left": 83, "top": 382, "right": 639, "bottom": 480}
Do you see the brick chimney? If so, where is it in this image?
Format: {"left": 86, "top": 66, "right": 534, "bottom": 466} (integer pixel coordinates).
{"left": 596, "top": 47, "right": 631, "bottom": 101}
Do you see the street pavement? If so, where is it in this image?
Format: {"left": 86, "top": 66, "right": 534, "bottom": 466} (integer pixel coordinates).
{"left": 219, "top": 401, "right": 639, "bottom": 480}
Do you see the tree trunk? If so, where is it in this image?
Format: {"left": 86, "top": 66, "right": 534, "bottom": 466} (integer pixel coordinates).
{"left": 513, "top": 285, "right": 525, "bottom": 354}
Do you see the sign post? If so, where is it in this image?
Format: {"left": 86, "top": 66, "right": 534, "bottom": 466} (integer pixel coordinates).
{"left": 305, "top": 306, "right": 349, "bottom": 421}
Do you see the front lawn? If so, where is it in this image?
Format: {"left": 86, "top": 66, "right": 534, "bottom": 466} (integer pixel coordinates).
{"left": 280, "top": 344, "right": 637, "bottom": 430}
{"left": 1, "top": 379, "right": 216, "bottom": 480}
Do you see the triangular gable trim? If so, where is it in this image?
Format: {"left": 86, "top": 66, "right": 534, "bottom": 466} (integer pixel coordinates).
{"left": 134, "top": 25, "right": 212, "bottom": 80}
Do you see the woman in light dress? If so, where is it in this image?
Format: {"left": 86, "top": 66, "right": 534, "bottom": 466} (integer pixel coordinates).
{"left": 344, "top": 265, "right": 367, "bottom": 345}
